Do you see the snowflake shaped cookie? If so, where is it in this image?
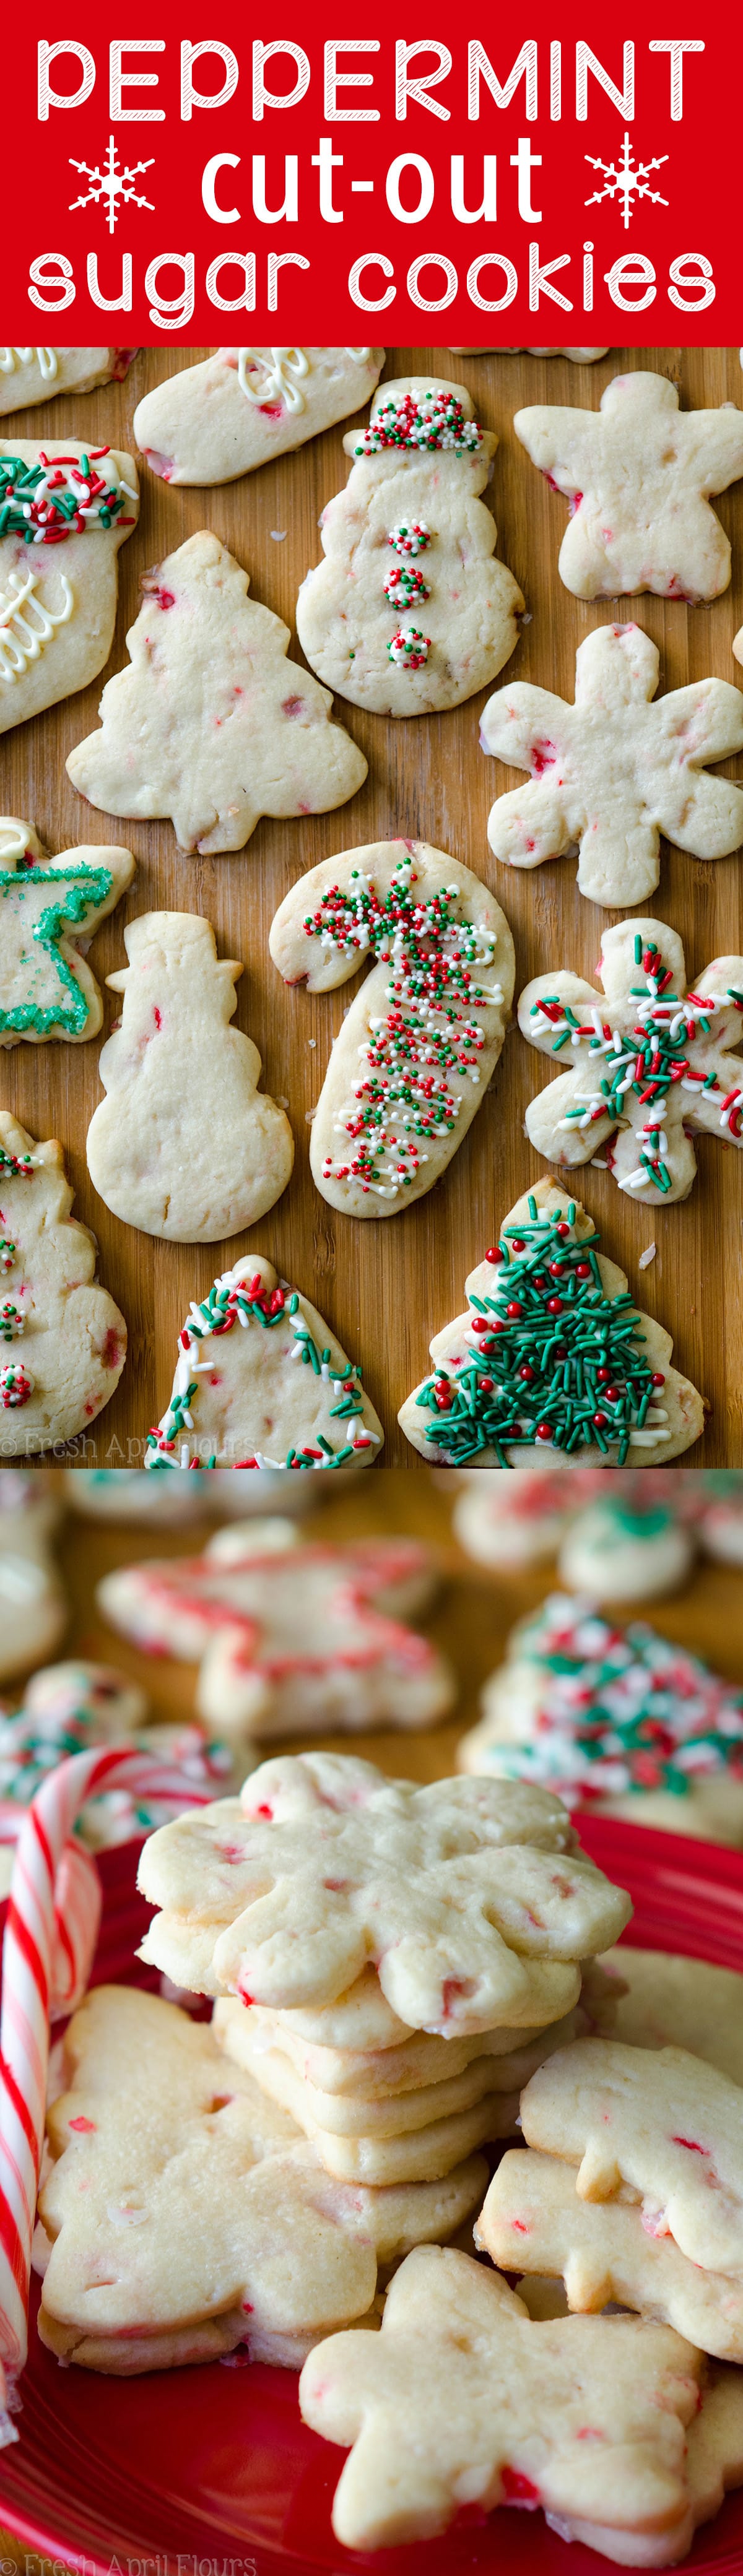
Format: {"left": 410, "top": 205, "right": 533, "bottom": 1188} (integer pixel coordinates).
{"left": 519, "top": 916, "right": 743, "bottom": 1203}
{"left": 299, "top": 2242, "right": 713, "bottom": 2554}
{"left": 481, "top": 623, "right": 743, "bottom": 906}
{"left": 66, "top": 533, "right": 367, "bottom": 856}
{"left": 398, "top": 1177, "right": 703, "bottom": 1469}
{"left": 137, "top": 1747, "right": 631, "bottom": 2034}
{"left": 515, "top": 371, "right": 743, "bottom": 602}
{"left": 521, "top": 2039, "right": 743, "bottom": 2276}
{"left": 270, "top": 839, "right": 515, "bottom": 1217}
{"left": 38, "top": 1984, "right": 487, "bottom": 2371}
{"left": 0, "top": 816, "right": 134, "bottom": 1046}
{"left": 134, "top": 347, "right": 385, "bottom": 486}
{"left": 296, "top": 376, "right": 523, "bottom": 715}
{"left": 98, "top": 1528, "right": 453, "bottom": 1742}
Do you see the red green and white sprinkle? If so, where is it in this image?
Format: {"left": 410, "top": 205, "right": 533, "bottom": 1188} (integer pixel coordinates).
{"left": 144, "top": 1261, "right": 379, "bottom": 1472}
{"left": 0, "top": 1363, "right": 33, "bottom": 1408}
{"left": 387, "top": 521, "right": 431, "bottom": 557}
{"left": 355, "top": 392, "right": 482, "bottom": 456}
{"left": 386, "top": 626, "right": 430, "bottom": 668}
{"left": 532, "top": 935, "right": 743, "bottom": 1198}
{"left": 484, "top": 1593, "right": 743, "bottom": 1803}
{"left": 0, "top": 447, "right": 136, "bottom": 545}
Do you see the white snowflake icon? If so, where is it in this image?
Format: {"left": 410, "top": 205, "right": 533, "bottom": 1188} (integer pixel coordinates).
{"left": 584, "top": 133, "right": 669, "bottom": 230}
{"left": 69, "top": 136, "right": 155, "bottom": 234}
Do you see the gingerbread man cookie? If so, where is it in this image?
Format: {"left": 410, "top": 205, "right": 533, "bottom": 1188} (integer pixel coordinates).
{"left": 0, "top": 348, "right": 136, "bottom": 414}
{"left": 300, "top": 2242, "right": 715, "bottom": 2556}
{"left": 143, "top": 1253, "right": 382, "bottom": 1472}
{"left": 270, "top": 839, "right": 515, "bottom": 1217}
{"left": 134, "top": 347, "right": 385, "bottom": 485}
{"left": 515, "top": 370, "right": 743, "bottom": 600}
{"left": 482, "top": 623, "right": 743, "bottom": 907}
{"left": 137, "top": 1747, "right": 630, "bottom": 2031}
{"left": 66, "top": 533, "right": 367, "bottom": 856}
{"left": 99, "top": 1527, "right": 453, "bottom": 1740}
{"left": 86, "top": 912, "right": 293, "bottom": 1242}
{"left": 398, "top": 1178, "right": 703, "bottom": 1469}
{"left": 38, "top": 1984, "right": 486, "bottom": 2372}
{"left": 0, "top": 1112, "right": 126, "bottom": 1454}
{"left": 521, "top": 2039, "right": 743, "bottom": 2273}
{"left": 0, "top": 817, "right": 134, "bottom": 1047}
{"left": 519, "top": 917, "right": 743, "bottom": 1203}
{"left": 0, "top": 437, "right": 139, "bottom": 733}
{"left": 296, "top": 376, "right": 524, "bottom": 715}
{"left": 480, "top": 2150, "right": 743, "bottom": 2361}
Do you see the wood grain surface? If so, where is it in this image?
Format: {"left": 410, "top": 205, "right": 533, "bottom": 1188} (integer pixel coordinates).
{"left": 3, "top": 344, "right": 742, "bottom": 1468}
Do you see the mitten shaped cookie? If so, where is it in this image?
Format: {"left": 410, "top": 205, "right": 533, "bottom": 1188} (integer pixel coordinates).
{"left": 296, "top": 376, "right": 524, "bottom": 715}
{"left": 482, "top": 623, "right": 743, "bottom": 906}
{"left": 270, "top": 839, "right": 515, "bottom": 1217}
{"left": 0, "top": 816, "right": 134, "bottom": 1046}
{"left": 0, "top": 1112, "right": 126, "bottom": 1453}
{"left": 143, "top": 1253, "right": 382, "bottom": 1471}
{"left": 515, "top": 370, "right": 743, "bottom": 600}
{"left": 398, "top": 1178, "right": 704, "bottom": 1468}
{"left": 86, "top": 912, "right": 293, "bottom": 1242}
{"left": 519, "top": 917, "right": 743, "bottom": 1203}
{"left": 134, "top": 346, "right": 384, "bottom": 485}
{"left": 300, "top": 2244, "right": 713, "bottom": 2556}
{"left": 66, "top": 532, "right": 367, "bottom": 854}
{"left": 98, "top": 1526, "right": 452, "bottom": 1740}
{"left": 0, "top": 437, "right": 139, "bottom": 733}
{"left": 0, "top": 348, "right": 136, "bottom": 413}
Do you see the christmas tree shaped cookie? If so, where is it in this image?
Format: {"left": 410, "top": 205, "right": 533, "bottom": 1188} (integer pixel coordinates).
{"left": 398, "top": 1178, "right": 703, "bottom": 1469}
{"left": 515, "top": 371, "right": 743, "bottom": 601}
{"left": 134, "top": 347, "right": 385, "bottom": 486}
{"left": 146, "top": 1255, "right": 382, "bottom": 1471}
{"left": 86, "top": 911, "right": 294, "bottom": 1242}
{"left": 0, "top": 349, "right": 136, "bottom": 416}
{"left": 0, "top": 1112, "right": 126, "bottom": 1454}
{"left": 482, "top": 624, "right": 743, "bottom": 907}
{"left": 0, "top": 816, "right": 134, "bottom": 1046}
{"left": 66, "top": 533, "right": 367, "bottom": 855}
{"left": 0, "top": 437, "right": 139, "bottom": 734}
{"left": 270, "top": 839, "right": 515, "bottom": 1217}
{"left": 519, "top": 917, "right": 743, "bottom": 1205}
{"left": 296, "top": 376, "right": 524, "bottom": 716}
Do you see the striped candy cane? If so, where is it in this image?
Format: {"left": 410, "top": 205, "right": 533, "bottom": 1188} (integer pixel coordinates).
{"left": 0, "top": 1745, "right": 217, "bottom": 2403}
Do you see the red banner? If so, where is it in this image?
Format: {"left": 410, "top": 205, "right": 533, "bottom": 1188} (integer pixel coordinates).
{"left": 6, "top": 6, "right": 742, "bottom": 344}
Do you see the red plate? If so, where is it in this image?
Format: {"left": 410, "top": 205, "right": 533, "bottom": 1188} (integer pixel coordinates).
{"left": 1, "top": 1820, "right": 742, "bottom": 2576}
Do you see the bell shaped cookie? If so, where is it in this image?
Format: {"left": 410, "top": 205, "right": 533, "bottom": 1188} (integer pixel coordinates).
{"left": 296, "top": 376, "right": 523, "bottom": 715}
{"left": 66, "top": 532, "right": 367, "bottom": 855}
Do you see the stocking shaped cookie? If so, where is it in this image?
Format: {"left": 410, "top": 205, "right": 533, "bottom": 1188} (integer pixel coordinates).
{"left": 99, "top": 1526, "right": 453, "bottom": 1740}
{"left": 0, "top": 1474, "right": 66, "bottom": 1677}
{"left": 39, "top": 1984, "right": 486, "bottom": 2372}
{"left": 295, "top": 376, "right": 524, "bottom": 716}
{"left": 0, "top": 1111, "right": 126, "bottom": 1454}
{"left": 300, "top": 2244, "right": 707, "bottom": 2554}
{"left": 482, "top": 624, "right": 743, "bottom": 906}
{"left": 0, "top": 437, "right": 139, "bottom": 734}
{"left": 398, "top": 1178, "right": 703, "bottom": 1469}
{"left": 459, "top": 1591, "right": 743, "bottom": 1843}
{"left": 137, "top": 1746, "right": 630, "bottom": 2028}
{"left": 86, "top": 912, "right": 293, "bottom": 1242}
{"left": 0, "top": 348, "right": 135, "bottom": 414}
{"left": 270, "top": 839, "right": 515, "bottom": 1217}
{"left": 66, "top": 532, "right": 367, "bottom": 855}
{"left": 144, "top": 1253, "right": 382, "bottom": 1471}
{"left": 0, "top": 816, "right": 134, "bottom": 1046}
{"left": 134, "top": 347, "right": 385, "bottom": 485}
{"left": 515, "top": 371, "right": 743, "bottom": 600}
{"left": 519, "top": 917, "right": 743, "bottom": 1203}
{"left": 521, "top": 2039, "right": 743, "bottom": 2275}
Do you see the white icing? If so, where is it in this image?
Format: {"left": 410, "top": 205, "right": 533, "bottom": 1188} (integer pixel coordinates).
{"left": 0, "top": 349, "right": 58, "bottom": 381}
{"left": 0, "top": 568, "right": 73, "bottom": 681}
{"left": 237, "top": 348, "right": 312, "bottom": 414}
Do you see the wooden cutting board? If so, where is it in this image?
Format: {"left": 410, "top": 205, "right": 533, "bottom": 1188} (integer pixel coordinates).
{"left": 3, "top": 344, "right": 742, "bottom": 1467}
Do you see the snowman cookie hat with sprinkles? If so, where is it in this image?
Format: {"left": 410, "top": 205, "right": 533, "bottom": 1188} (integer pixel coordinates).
{"left": 295, "top": 376, "right": 524, "bottom": 718}
{"left": 518, "top": 916, "right": 743, "bottom": 1206}
{"left": 398, "top": 1177, "right": 703, "bottom": 1469}
{"left": 145, "top": 1253, "right": 383, "bottom": 1471}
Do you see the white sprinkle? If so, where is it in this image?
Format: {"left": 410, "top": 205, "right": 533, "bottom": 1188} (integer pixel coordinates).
{"left": 308, "top": 1037, "right": 317, "bottom": 1048}
{"left": 275, "top": 1097, "right": 289, "bottom": 1110}
{"left": 589, "top": 1154, "right": 609, "bottom": 1168}
{"left": 638, "top": 1242, "right": 657, "bottom": 1269}
{"left": 270, "top": 529, "right": 287, "bottom": 541}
